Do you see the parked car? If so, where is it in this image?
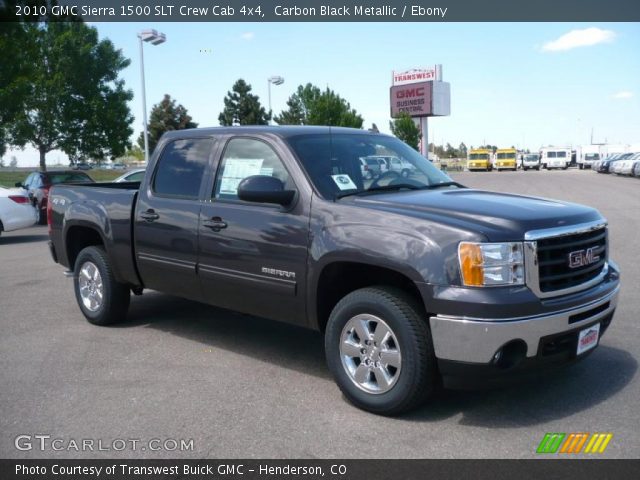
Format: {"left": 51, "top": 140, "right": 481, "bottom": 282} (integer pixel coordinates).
{"left": 359, "top": 157, "right": 383, "bottom": 180}
{"left": 48, "top": 126, "right": 620, "bottom": 415}
{"left": 383, "top": 155, "right": 416, "bottom": 177}
{"left": 634, "top": 161, "right": 640, "bottom": 178}
{"left": 596, "top": 153, "right": 633, "bottom": 174}
{"left": 113, "top": 168, "right": 146, "bottom": 183}
{"left": 16, "top": 171, "right": 94, "bottom": 224}
{"left": 73, "top": 162, "right": 93, "bottom": 170}
{"left": 112, "top": 163, "right": 127, "bottom": 170}
{"left": 0, "top": 187, "right": 37, "bottom": 236}
{"left": 521, "top": 153, "right": 541, "bottom": 171}
{"left": 615, "top": 153, "right": 640, "bottom": 176}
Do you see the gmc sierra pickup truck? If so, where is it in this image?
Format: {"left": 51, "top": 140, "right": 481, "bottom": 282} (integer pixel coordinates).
{"left": 48, "top": 126, "right": 620, "bottom": 415}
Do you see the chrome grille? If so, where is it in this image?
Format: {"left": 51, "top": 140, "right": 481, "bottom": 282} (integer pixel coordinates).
{"left": 524, "top": 221, "right": 609, "bottom": 298}
{"left": 537, "top": 227, "right": 607, "bottom": 292}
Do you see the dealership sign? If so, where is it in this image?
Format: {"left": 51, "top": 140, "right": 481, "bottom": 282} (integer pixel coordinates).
{"left": 392, "top": 66, "right": 441, "bottom": 86}
{"left": 390, "top": 82, "right": 432, "bottom": 117}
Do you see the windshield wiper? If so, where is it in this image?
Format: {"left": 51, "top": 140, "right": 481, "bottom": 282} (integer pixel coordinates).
{"left": 335, "top": 183, "right": 421, "bottom": 199}
{"left": 335, "top": 181, "right": 465, "bottom": 200}
{"left": 422, "top": 181, "right": 466, "bottom": 189}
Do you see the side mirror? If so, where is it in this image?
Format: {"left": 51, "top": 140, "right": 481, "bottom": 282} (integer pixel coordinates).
{"left": 237, "top": 175, "right": 296, "bottom": 206}
{"left": 15, "top": 182, "right": 24, "bottom": 188}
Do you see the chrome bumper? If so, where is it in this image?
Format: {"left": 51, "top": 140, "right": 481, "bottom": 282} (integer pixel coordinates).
{"left": 429, "top": 286, "right": 619, "bottom": 363}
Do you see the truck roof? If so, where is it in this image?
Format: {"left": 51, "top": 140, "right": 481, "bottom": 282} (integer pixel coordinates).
{"left": 161, "top": 125, "right": 385, "bottom": 140}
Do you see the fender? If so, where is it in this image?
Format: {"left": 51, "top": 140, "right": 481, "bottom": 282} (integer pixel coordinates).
{"left": 62, "top": 200, "right": 141, "bottom": 287}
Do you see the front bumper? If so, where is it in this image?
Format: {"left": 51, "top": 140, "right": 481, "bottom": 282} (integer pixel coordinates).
{"left": 429, "top": 285, "right": 618, "bottom": 365}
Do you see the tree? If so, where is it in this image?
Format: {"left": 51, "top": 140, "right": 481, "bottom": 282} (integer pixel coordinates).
{"left": 125, "top": 145, "right": 145, "bottom": 162}
{"left": 458, "top": 142, "right": 468, "bottom": 158}
{"left": 274, "top": 83, "right": 364, "bottom": 128}
{"left": 0, "top": 21, "right": 134, "bottom": 171}
{"left": 389, "top": 112, "right": 421, "bottom": 150}
{"left": 137, "top": 94, "right": 198, "bottom": 154}
{"left": 218, "top": 79, "right": 270, "bottom": 126}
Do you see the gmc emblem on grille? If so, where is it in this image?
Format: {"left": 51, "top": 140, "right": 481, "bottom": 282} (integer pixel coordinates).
{"left": 568, "top": 247, "right": 600, "bottom": 269}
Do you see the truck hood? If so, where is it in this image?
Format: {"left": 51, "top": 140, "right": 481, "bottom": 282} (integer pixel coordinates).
{"left": 346, "top": 188, "right": 603, "bottom": 241}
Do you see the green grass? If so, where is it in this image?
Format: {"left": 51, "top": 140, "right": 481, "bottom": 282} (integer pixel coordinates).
{"left": 0, "top": 169, "right": 122, "bottom": 188}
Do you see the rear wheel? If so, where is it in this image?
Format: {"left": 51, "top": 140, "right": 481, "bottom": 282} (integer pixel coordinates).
{"left": 325, "top": 286, "right": 437, "bottom": 415}
{"left": 73, "top": 246, "right": 130, "bottom": 326}
{"left": 401, "top": 169, "right": 411, "bottom": 178}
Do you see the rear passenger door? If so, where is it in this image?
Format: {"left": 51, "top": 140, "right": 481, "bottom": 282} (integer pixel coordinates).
{"left": 135, "top": 136, "right": 217, "bottom": 301}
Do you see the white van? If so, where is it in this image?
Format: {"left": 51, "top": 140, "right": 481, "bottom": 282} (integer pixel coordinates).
{"left": 540, "top": 147, "right": 571, "bottom": 170}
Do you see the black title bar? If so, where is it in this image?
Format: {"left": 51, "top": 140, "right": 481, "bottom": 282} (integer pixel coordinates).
{"left": 2, "top": 459, "right": 640, "bottom": 480}
{"left": 1, "top": 0, "right": 639, "bottom": 22}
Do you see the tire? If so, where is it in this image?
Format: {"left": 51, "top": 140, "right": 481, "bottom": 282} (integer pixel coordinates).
{"left": 536, "top": 166, "right": 540, "bottom": 171}
{"left": 35, "top": 202, "right": 46, "bottom": 225}
{"left": 579, "top": 164, "right": 584, "bottom": 170}
{"left": 73, "top": 246, "right": 130, "bottom": 326}
{"left": 325, "top": 286, "right": 437, "bottom": 415}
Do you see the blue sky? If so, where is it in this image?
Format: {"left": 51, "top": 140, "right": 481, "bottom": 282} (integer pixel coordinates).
{"left": 7, "top": 22, "right": 640, "bottom": 166}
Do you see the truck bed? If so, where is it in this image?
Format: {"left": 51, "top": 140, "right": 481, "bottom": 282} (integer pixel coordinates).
{"left": 48, "top": 182, "right": 142, "bottom": 287}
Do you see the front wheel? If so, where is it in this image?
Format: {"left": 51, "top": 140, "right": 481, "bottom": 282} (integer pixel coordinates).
{"left": 325, "top": 286, "right": 437, "bottom": 415}
{"left": 74, "top": 246, "right": 130, "bottom": 326}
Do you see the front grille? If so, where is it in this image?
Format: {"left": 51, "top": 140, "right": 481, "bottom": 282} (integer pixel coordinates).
{"left": 537, "top": 227, "right": 607, "bottom": 292}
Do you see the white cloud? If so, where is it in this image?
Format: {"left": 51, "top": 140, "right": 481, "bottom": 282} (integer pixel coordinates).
{"left": 240, "top": 32, "right": 255, "bottom": 41}
{"left": 611, "top": 91, "right": 634, "bottom": 99}
{"left": 541, "top": 27, "right": 616, "bottom": 52}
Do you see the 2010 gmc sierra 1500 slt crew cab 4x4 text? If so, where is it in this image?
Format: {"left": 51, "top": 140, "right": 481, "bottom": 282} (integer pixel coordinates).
{"left": 48, "top": 126, "right": 620, "bottom": 415}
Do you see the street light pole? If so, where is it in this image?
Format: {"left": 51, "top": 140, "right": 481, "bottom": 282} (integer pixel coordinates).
{"left": 138, "top": 29, "right": 166, "bottom": 163}
{"left": 267, "top": 75, "right": 284, "bottom": 124}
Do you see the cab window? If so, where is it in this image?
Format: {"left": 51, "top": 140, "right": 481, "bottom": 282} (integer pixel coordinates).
{"left": 213, "top": 138, "right": 292, "bottom": 201}
{"left": 153, "top": 138, "right": 213, "bottom": 198}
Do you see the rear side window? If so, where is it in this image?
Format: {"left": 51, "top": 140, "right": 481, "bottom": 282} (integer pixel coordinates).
{"left": 153, "top": 138, "right": 213, "bottom": 198}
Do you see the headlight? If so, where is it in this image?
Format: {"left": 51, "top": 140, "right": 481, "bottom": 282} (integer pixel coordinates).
{"left": 458, "top": 242, "right": 524, "bottom": 286}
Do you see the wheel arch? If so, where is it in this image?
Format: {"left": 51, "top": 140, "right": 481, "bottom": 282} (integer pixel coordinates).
{"left": 312, "top": 260, "right": 427, "bottom": 333}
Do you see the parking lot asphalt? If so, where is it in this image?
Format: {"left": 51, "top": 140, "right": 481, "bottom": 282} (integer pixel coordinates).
{"left": 0, "top": 169, "right": 638, "bottom": 459}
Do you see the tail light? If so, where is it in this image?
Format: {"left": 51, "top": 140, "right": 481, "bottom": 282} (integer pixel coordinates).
{"left": 8, "top": 195, "right": 30, "bottom": 204}
{"left": 47, "top": 195, "right": 53, "bottom": 234}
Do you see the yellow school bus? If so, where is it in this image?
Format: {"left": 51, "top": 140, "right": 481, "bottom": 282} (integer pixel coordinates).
{"left": 494, "top": 148, "right": 518, "bottom": 171}
{"left": 467, "top": 149, "right": 493, "bottom": 171}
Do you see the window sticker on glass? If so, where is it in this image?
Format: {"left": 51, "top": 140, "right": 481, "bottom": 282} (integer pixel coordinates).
{"left": 219, "top": 158, "right": 264, "bottom": 195}
{"left": 331, "top": 174, "right": 357, "bottom": 190}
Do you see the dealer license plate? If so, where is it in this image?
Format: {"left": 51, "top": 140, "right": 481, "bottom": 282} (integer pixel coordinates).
{"left": 576, "top": 323, "right": 600, "bottom": 355}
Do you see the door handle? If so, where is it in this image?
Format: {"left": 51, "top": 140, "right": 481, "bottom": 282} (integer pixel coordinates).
{"left": 140, "top": 209, "right": 159, "bottom": 222}
{"left": 203, "top": 217, "right": 227, "bottom": 231}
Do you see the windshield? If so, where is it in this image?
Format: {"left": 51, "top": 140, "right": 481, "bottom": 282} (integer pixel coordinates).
{"left": 524, "top": 154, "right": 539, "bottom": 161}
{"left": 584, "top": 153, "right": 600, "bottom": 160}
{"left": 496, "top": 153, "right": 516, "bottom": 159}
{"left": 286, "top": 133, "right": 455, "bottom": 199}
{"left": 469, "top": 153, "right": 489, "bottom": 160}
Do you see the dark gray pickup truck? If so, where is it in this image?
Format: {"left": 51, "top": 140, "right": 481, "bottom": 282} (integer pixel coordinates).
{"left": 48, "top": 126, "right": 620, "bottom": 414}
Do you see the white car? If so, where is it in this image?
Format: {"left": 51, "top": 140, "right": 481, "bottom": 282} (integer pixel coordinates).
{"left": 381, "top": 156, "right": 416, "bottom": 177}
{"left": 0, "top": 187, "right": 37, "bottom": 236}
{"left": 113, "top": 168, "right": 146, "bottom": 183}
{"left": 616, "top": 153, "right": 640, "bottom": 175}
